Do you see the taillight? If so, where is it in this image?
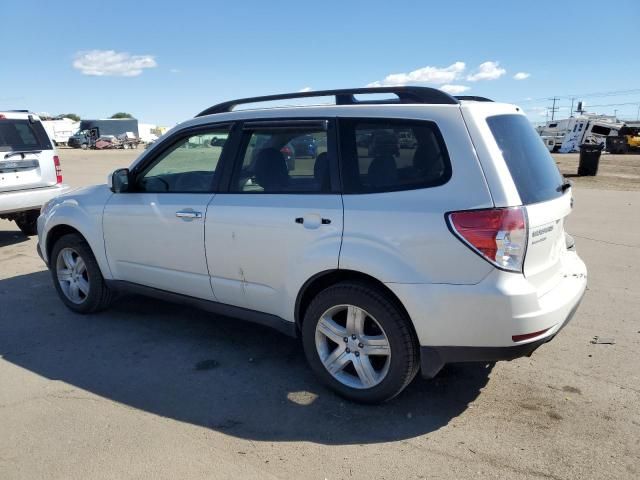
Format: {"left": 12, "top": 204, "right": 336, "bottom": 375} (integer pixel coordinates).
{"left": 447, "top": 207, "right": 527, "bottom": 272}
{"left": 53, "top": 155, "right": 63, "bottom": 184}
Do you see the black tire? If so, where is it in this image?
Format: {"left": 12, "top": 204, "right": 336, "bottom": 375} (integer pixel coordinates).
{"left": 15, "top": 210, "right": 39, "bottom": 236}
{"left": 302, "top": 281, "right": 419, "bottom": 403}
{"left": 50, "top": 233, "right": 113, "bottom": 313}
{"left": 81, "top": 143, "right": 88, "bottom": 150}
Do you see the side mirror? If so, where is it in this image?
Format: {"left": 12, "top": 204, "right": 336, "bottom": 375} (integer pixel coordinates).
{"left": 110, "top": 168, "right": 131, "bottom": 193}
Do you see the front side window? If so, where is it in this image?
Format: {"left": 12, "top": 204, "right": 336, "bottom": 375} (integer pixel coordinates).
{"left": 231, "top": 125, "right": 331, "bottom": 193}
{"left": 339, "top": 119, "right": 451, "bottom": 193}
{"left": 137, "top": 129, "right": 229, "bottom": 193}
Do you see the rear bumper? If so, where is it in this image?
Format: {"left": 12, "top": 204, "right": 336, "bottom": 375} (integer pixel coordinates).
{"left": 419, "top": 288, "right": 584, "bottom": 377}
{"left": 386, "top": 250, "right": 587, "bottom": 378}
{"left": 0, "top": 184, "right": 70, "bottom": 215}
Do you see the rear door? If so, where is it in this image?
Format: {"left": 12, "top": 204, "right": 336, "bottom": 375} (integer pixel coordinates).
{"left": 205, "top": 119, "right": 343, "bottom": 321}
{"left": 0, "top": 114, "right": 56, "bottom": 193}
{"left": 484, "top": 113, "right": 570, "bottom": 294}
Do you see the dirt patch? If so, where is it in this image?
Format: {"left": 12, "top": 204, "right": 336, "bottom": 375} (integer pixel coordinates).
{"left": 553, "top": 153, "right": 640, "bottom": 191}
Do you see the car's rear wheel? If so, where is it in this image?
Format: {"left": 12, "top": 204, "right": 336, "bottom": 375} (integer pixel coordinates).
{"left": 50, "top": 233, "right": 113, "bottom": 313}
{"left": 302, "top": 282, "right": 419, "bottom": 403}
{"left": 14, "top": 210, "right": 39, "bottom": 236}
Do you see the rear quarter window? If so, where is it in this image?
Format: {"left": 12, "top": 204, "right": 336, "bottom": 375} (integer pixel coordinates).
{"left": 338, "top": 119, "right": 451, "bottom": 193}
{"left": 487, "top": 114, "right": 563, "bottom": 204}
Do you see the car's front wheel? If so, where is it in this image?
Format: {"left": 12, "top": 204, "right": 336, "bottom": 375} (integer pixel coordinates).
{"left": 302, "top": 282, "right": 420, "bottom": 403}
{"left": 50, "top": 233, "right": 113, "bottom": 313}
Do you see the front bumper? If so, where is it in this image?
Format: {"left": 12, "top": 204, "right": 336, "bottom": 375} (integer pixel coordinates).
{"left": 0, "top": 184, "right": 70, "bottom": 215}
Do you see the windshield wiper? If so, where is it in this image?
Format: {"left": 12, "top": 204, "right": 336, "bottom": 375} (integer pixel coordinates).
{"left": 3, "top": 150, "right": 42, "bottom": 159}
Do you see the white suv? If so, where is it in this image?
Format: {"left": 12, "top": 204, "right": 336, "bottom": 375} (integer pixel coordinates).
{"left": 1, "top": 111, "right": 69, "bottom": 235}
{"left": 37, "top": 88, "right": 587, "bottom": 403}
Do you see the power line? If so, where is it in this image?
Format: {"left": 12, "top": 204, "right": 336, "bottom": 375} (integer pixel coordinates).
{"left": 579, "top": 101, "right": 640, "bottom": 108}
{"left": 514, "top": 88, "right": 640, "bottom": 104}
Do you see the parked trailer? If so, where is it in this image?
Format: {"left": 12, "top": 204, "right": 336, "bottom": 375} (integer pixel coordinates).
{"left": 41, "top": 118, "right": 77, "bottom": 146}
{"left": 68, "top": 119, "right": 139, "bottom": 149}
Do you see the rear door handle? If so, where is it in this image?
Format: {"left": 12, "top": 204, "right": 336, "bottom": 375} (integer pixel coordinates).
{"left": 176, "top": 210, "right": 202, "bottom": 220}
{"left": 294, "top": 216, "right": 331, "bottom": 225}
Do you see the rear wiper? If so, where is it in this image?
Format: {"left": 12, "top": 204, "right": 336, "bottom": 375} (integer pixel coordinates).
{"left": 3, "top": 150, "right": 42, "bottom": 159}
{"left": 558, "top": 180, "right": 572, "bottom": 193}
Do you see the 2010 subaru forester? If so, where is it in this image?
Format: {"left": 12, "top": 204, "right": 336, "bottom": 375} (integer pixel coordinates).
{"left": 37, "top": 87, "right": 587, "bottom": 403}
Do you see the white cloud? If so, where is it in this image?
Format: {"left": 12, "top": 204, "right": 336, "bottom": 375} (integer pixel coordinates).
{"left": 73, "top": 50, "right": 157, "bottom": 77}
{"left": 299, "top": 86, "right": 312, "bottom": 92}
{"left": 466, "top": 61, "right": 506, "bottom": 82}
{"left": 170, "top": 68, "right": 180, "bottom": 74}
{"left": 440, "top": 84, "right": 471, "bottom": 94}
{"left": 513, "top": 72, "right": 530, "bottom": 80}
{"left": 367, "top": 61, "right": 466, "bottom": 87}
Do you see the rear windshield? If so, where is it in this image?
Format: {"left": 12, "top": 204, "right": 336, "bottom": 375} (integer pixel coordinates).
{"left": 0, "top": 118, "right": 52, "bottom": 152}
{"left": 487, "top": 114, "right": 563, "bottom": 204}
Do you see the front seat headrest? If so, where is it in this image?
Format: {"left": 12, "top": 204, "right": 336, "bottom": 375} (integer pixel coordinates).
{"left": 254, "top": 148, "right": 289, "bottom": 192}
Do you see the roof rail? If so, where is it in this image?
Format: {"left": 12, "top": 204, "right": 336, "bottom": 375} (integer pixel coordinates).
{"left": 5, "top": 109, "right": 30, "bottom": 113}
{"left": 455, "top": 96, "right": 493, "bottom": 102}
{"left": 196, "top": 86, "right": 459, "bottom": 117}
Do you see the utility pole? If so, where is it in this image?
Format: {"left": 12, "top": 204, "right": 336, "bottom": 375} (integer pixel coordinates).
{"left": 569, "top": 97, "right": 576, "bottom": 117}
{"left": 549, "top": 97, "right": 559, "bottom": 121}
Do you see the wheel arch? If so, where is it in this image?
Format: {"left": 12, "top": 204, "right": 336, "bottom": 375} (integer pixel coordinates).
{"left": 46, "top": 224, "right": 86, "bottom": 260}
{"left": 295, "top": 269, "right": 417, "bottom": 338}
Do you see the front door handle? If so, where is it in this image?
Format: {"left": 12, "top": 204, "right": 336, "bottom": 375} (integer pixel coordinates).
{"left": 176, "top": 210, "right": 202, "bottom": 220}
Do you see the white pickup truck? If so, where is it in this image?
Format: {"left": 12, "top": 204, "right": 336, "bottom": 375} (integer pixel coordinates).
{"left": 0, "top": 111, "right": 69, "bottom": 235}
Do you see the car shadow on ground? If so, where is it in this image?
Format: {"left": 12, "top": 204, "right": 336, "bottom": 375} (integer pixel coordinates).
{"left": 0, "top": 229, "right": 29, "bottom": 248}
{"left": 0, "top": 271, "right": 493, "bottom": 445}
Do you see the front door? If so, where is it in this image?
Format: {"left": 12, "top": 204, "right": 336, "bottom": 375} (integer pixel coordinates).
{"left": 205, "top": 120, "right": 343, "bottom": 321}
{"left": 103, "top": 127, "right": 232, "bottom": 300}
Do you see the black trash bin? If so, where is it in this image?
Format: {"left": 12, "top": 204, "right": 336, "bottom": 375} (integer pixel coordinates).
{"left": 578, "top": 143, "right": 604, "bottom": 176}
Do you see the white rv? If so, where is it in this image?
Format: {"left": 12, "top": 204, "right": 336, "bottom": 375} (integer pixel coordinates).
{"left": 536, "top": 114, "right": 623, "bottom": 153}
{"left": 41, "top": 118, "right": 78, "bottom": 146}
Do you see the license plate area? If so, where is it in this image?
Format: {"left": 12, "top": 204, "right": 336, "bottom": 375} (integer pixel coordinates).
{"left": 0, "top": 159, "right": 40, "bottom": 171}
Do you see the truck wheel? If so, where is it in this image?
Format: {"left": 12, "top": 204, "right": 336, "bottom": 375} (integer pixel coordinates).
{"left": 302, "top": 281, "right": 420, "bottom": 403}
{"left": 15, "top": 210, "right": 39, "bottom": 236}
{"left": 50, "top": 233, "right": 113, "bottom": 313}
{"left": 81, "top": 143, "right": 88, "bottom": 150}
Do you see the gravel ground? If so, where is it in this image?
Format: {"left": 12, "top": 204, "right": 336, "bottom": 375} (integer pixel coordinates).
{"left": 0, "top": 149, "right": 638, "bottom": 479}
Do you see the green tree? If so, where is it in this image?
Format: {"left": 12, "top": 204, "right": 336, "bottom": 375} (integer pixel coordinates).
{"left": 110, "top": 112, "right": 134, "bottom": 119}
{"left": 58, "top": 113, "right": 80, "bottom": 121}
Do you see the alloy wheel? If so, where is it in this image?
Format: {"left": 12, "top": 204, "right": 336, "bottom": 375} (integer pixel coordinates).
{"left": 56, "top": 247, "right": 90, "bottom": 304}
{"left": 315, "top": 304, "right": 391, "bottom": 389}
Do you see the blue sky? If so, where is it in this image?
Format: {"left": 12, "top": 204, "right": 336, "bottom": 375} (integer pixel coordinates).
{"left": 2, "top": 0, "right": 638, "bottom": 125}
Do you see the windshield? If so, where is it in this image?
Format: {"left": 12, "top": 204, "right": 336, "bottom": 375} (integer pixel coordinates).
{"left": 0, "top": 118, "right": 52, "bottom": 152}
{"left": 487, "top": 114, "right": 564, "bottom": 204}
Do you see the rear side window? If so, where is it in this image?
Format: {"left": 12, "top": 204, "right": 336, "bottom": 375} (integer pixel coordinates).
{"left": 487, "top": 114, "right": 563, "bottom": 204}
{"left": 0, "top": 118, "right": 52, "bottom": 151}
{"left": 231, "top": 124, "right": 332, "bottom": 193}
{"left": 339, "top": 119, "right": 451, "bottom": 193}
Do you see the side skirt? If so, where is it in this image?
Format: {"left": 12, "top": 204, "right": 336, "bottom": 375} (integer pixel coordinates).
{"left": 105, "top": 280, "right": 297, "bottom": 338}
